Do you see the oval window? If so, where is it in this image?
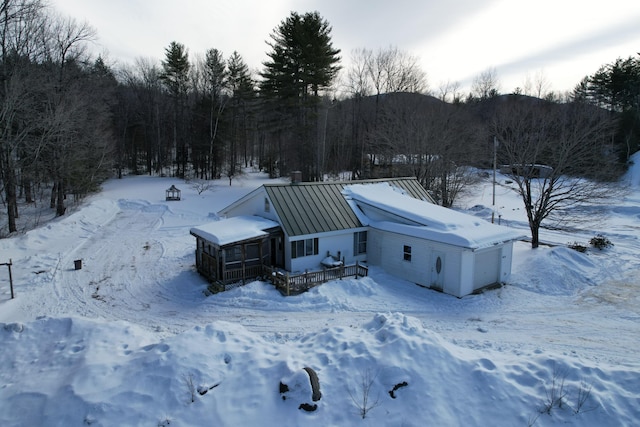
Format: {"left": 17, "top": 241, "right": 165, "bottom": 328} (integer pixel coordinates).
{"left": 435, "top": 256, "right": 442, "bottom": 274}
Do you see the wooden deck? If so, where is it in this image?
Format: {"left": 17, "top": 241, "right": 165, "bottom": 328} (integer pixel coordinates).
{"left": 206, "top": 263, "right": 368, "bottom": 296}
{"left": 264, "top": 262, "right": 369, "bottom": 296}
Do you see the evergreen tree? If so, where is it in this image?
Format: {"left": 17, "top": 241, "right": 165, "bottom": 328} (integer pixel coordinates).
{"left": 260, "top": 11, "right": 340, "bottom": 180}
{"left": 578, "top": 55, "right": 640, "bottom": 160}
{"left": 160, "top": 41, "right": 190, "bottom": 177}
{"left": 228, "top": 51, "right": 253, "bottom": 99}
{"left": 227, "top": 51, "right": 255, "bottom": 168}
{"left": 202, "top": 48, "right": 226, "bottom": 179}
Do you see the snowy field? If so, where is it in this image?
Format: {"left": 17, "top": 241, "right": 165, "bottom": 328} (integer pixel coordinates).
{"left": 1, "top": 156, "right": 639, "bottom": 426}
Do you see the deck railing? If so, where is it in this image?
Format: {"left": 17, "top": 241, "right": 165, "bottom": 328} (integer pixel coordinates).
{"left": 264, "top": 262, "right": 368, "bottom": 296}
{"left": 207, "top": 262, "right": 368, "bottom": 296}
{"left": 223, "top": 264, "right": 265, "bottom": 283}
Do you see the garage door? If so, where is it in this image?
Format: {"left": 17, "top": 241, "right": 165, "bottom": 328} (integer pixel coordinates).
{"left": 473, "top": 248, "right": 501, "bottom": 289}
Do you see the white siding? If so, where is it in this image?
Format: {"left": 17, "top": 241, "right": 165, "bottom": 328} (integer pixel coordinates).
{"left": 500, "top": 242, "right": 514, "bottom": 283}
{"left": 288, "top": 231, "right": 364, "bottom": 273}
{"left": 369, "top": 227, "right": 516, "bottom": 297}
{"left": 370, "top": 229, "right": 463, "bottom": 292}
{"left": 222, "top": 189, "right": 279, "bottom": 222}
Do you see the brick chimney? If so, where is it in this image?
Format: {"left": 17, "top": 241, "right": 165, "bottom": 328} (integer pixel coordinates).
{"left": 290, "top": 170, "right": 302, "bottom": 184}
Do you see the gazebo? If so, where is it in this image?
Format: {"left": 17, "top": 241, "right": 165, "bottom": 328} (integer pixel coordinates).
{"left": 165, "top": 185, "right": 181, "bottom": 201}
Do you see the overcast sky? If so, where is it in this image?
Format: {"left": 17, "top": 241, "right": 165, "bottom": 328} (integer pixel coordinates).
{"left": 51, "top": 0, "right": 640, "bottom": 95}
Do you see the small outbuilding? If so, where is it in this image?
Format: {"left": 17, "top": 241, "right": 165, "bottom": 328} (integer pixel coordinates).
{"left": 166, "top": 185, "right": 181, "bottom": 201}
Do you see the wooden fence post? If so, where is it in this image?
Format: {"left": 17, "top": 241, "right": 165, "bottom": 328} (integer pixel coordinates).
{"left": 1, "top": 259, "right": 14, "bottom": 299}
{"left": 8, "top": 259, "right": 14, "bottom": 299}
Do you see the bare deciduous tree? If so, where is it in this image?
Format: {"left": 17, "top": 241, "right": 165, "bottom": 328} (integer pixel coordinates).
{"left": 471, "top": 67, "right": 501, "bottom": 100}
{"left": 437, "top": 79, "right": 462, "bottom": 103}
{"left": 343, "top": 47, "right": 428, "bottom": 98}
{"left": 344, "top": 48, "right": 373, "bottom": 97}
{"left": 371, "top": 93, "right": 481, "bottom": 206}
{"left": 347, "top": 367, "right": 381, "bottom": 419}
{"left": 492, "top": 96, "right": 620, "bottom": 248}
{"left": 520, "top": 70, "right": 552, "bottom": 99}
{"left": 340, "top": 46, "right": 428, "bottom": 180}
{"left": 0, "top": 0, "right": 48, "bottom": 233}
{"left": 41, "top": 14, "right": 98, "bottom": 216}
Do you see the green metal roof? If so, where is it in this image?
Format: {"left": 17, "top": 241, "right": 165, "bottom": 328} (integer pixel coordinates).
{"left": 264, "top": 177, "right": 433, "bottom": 237}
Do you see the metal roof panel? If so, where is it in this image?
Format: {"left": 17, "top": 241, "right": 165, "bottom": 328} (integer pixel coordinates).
{"left": 263, "top": 177, "right": 431, "bottom": 237}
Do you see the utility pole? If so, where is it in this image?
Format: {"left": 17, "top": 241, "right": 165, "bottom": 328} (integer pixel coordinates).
{"left": 492, "top": 136, "right": 498, "bottom": 224}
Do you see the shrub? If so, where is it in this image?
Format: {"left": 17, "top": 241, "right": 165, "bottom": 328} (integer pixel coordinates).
{"left": 529, "top": 363, "right": 598, "bottom": 425}
{"left": 348, "top": 368, "right": 381, "bottom": 419}
{"left": 589, "top": 234, "right": 613, "bottom": 250}
{"left": 568, "top": 242, "right": 588, "bottom": 252}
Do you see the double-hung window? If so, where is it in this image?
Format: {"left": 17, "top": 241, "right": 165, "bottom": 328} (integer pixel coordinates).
{"left": 291, "top": 238, "right": 319, "bottom": 259}
{"left": 403, "top": 245, "right": 412, "bottom": 262}
{"left": 353, "top": 231, "right": 367, "bottom": 255}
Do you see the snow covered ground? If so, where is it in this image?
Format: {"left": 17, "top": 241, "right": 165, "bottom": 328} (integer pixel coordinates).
{"left": 1, "top": 156, "right": 639, "bottom": 427}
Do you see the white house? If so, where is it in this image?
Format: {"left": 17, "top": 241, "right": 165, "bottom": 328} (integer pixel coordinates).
{"left": 190, "top": 177, "right": 525, "bottom": 297}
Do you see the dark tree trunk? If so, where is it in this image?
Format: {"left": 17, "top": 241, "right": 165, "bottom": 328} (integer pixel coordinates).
{"left": 50, "top": 182, "right": 57, "bottom": 209}
{"left": 2, "top": 164, "right": 18, "bottom": 233}
{"left": 56, "top": 180, "right": 66, "bottom": 216}
{"left": 23, "top": 178, "right": 33, "bottom": 203}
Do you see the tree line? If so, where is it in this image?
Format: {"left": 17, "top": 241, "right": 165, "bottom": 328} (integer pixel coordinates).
{"left": 1, "top": 1, "right": 638, "bottom": 239}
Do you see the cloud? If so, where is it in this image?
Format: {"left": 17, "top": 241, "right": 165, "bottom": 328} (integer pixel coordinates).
{"left": 296, "top": 0, "right": 499, "bottom": 53}
{"left": 51, "top": 0, "right": 640, "bottom": 93}
{"left": 483, "top": 16, "right": 640, "bottom": 91}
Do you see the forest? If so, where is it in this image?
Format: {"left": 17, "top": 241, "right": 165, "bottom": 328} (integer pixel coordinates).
{"left": 1, "top": 0, "right": 639, "bottom": 236}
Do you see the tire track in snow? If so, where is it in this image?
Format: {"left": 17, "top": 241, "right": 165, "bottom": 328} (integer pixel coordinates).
{"left": 49, "top": 201, "right": 169, "bottom": 319}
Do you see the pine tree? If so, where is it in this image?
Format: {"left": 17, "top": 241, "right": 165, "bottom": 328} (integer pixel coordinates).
{"left": 260, "top": 11, "right": 340, "bottom": 180}
{"left": 161, "top": 41, "right": 190, "bottom": 177}
{"left": 227, "top": 51, "right": 255, "bottom": 168}
{"left": 202, "top": 48, "right": 226, "bottom": 179}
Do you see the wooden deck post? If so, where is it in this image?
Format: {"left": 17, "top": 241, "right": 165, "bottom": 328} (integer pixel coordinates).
{"left": 286, "top": 272, "right": 290, "bottom": 296}
{"left": 241, "top": 244, "right": 246, "bottom": 285}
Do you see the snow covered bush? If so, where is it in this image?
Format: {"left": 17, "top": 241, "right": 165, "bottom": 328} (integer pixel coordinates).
{"left": 589, "top": 234, "right": 613, "bottom": 250}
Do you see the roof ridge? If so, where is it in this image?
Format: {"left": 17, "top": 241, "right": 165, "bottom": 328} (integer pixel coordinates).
{"left": 263, "top": 177, "right": 418, "bottom": 187}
